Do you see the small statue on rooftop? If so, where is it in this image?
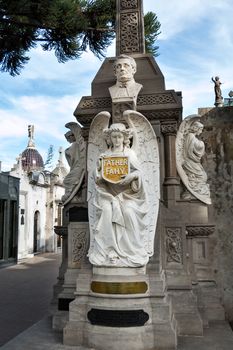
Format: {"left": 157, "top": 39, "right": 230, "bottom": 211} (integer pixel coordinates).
{"left": 211, "top": 76, "right": 223, "bottom": 107}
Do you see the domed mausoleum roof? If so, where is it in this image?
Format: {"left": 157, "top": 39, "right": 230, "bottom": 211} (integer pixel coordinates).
{"left": 21, "top": 148, "right": 44, "bottom": 171}
{"left": 21, "top": 125, "right": 44, "bottom": 171}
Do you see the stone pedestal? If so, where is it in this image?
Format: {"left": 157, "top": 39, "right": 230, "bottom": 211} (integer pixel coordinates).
{"left": 64, "top": 265, "right": 176, "bottom": 350}
{"left": 53, "top": 222, "right": 90, "bottom": 330}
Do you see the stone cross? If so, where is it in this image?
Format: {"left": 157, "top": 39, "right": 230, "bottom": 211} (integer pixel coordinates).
{"left": 116, "top": 0, "right": 145, "bottom": 56}
{"left": 27, "top": 125, "right": 35, "bottom": 148}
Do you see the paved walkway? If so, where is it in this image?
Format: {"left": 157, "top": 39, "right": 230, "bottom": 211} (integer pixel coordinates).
{"left": 0, "top": 253, "right": 61, "bottom": 347}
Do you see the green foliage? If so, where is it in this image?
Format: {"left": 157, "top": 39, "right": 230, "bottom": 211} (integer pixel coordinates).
{"left": 144, "top": 12, "right": 161, "bottom": 57}
{"left": 44, "top": 144, "right": 54, "bottom": 168}
{"left": 0, "top": 0, "right": 160, "bottom": 75}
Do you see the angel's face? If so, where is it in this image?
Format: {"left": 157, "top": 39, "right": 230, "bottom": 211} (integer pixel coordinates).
{"left": 110, "top": 131, "right": 124, "bottom": 149}
{"left": 67, "top": 133, "right": 75, "bottom": 143}
{"left": 115, "top": 58, "right": 135, "bottom": 83}
{"left": 196, "top": 127, "right": 203, "bottom": 136}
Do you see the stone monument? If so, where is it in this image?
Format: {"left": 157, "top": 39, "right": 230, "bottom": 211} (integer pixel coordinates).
{"left": 53, "top": 1, "right": 226, "bottom": 349}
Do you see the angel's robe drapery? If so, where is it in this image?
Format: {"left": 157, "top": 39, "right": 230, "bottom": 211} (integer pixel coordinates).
{"left": 182, "top": 132, "right": 209, "bottom": 194}
{"left": 88, "top": 147, "right": 149, "bottom": 267}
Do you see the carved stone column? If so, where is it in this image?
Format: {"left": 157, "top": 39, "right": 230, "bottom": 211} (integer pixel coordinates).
{"left": 161, "top": 121, "right": 180, "bottom": 201}
{"left": 116, "top": 0, "right": 145, "bottom": 55}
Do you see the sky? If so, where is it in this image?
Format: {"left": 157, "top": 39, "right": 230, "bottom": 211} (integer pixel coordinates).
{"left": 1, "top": 0, "right": 233, "bottom": 171}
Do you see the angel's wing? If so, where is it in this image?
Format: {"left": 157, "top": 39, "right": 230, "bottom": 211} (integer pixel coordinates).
{"left": 124, "top": 110, "right": 160, "bottom": 256}
{"left": 87, "top": 111, "right": 111, "bottom": 252}
{"left": 65, "top": 122, "right": 82, "bottom": 140}
{"left": 176, "top": 115, "right": 211, "bottom": 204}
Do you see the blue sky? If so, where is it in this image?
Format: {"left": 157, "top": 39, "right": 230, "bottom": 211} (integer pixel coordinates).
{"left": 1, "top": 0, "right": 233, "bottom": 171}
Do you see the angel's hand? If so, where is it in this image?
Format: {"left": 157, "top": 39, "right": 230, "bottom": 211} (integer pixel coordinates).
{"left": 97, "top": 157, "right": 102, "bottom": 171}
{"left": 120, "top": 173, "right": 139, "bottom": 186}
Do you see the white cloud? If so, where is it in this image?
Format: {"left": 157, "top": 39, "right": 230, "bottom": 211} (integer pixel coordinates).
{"left": 1, "top": 1, "right": 233, "bottom": 170}
{"left": 144, "top": 0, "right": 233, "bottom": 40}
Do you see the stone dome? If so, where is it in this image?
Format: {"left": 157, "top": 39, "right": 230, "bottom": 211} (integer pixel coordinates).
{"left": 21, "top": 147, "right": 44, "bottom": 171}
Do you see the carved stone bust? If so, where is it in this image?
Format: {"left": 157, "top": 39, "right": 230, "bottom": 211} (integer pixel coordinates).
{"left": 109, "top": 54, "right": 142, "bottom": 105}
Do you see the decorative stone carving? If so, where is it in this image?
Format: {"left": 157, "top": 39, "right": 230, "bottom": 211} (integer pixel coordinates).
{"left": 87, "top": 110, "right": 160, "bottom": 267}
{"left": 120, "top": 0, "right": 138, "bottom": 10}
{"left": 120, "top": 13, "right": 140, "bottom": 53}
{"left": 165, "top": 227, "right": 182, "bottom": 264}
{"left": 186, "top": 225, "right": 215, "bottom": 237}
{"left": 176, "top": 115, "right": 211, "bottom": 204}
{"left": 68, "top": 223, "right": 89, "bottom": 267}
{"left": 78, "top": 93, "right": 177, "bottom": 112}
{"left": 144, "top": 110, "right": 181, "bottom": 122}
{"left": 138, "top": 93, "right": 177, "bottom": 105}
{"left": 62, "top": 122, "right": 86, "bottom": 205}
{"left": 80, "top": 97, "right": 111, "bottom": 109}
{"left": 161, "top": 122, "right": 177, "bottom": 135}
{"left": 72, "top": 230, "right": 88, "bottom": 263}
{"left": 116, "top": 0, "right": 145, "bottom": 55}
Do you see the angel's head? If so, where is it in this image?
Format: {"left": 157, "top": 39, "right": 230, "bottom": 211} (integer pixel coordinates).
{"left": 114, "top": 55, "right": 137, "bottom": 83}
{"left": 65, "top": 131, "right": 75, "bottom": 143}
{"left": 104, "top": 123, "right": 132, "bottom": 149}
{"left": 189, "top": 121, "right": 204, "bottom": 135}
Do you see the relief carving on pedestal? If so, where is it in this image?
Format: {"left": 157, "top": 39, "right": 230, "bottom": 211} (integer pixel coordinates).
{"left": 72, "top": 229, "right": 88, "bottom": 264}
{"left": 165, "top": 227, "right": 183, "bottom": 264}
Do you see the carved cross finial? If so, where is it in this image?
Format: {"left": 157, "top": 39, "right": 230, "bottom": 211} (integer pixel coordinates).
{"left": 116, "top": 0, "right": 145, "bottom": 56}
{"left": 27, "top": 125, "right": 35, "bottom": 148}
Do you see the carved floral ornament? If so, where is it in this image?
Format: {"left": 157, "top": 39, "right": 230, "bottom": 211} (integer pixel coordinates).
{"left": 120, "top": 13, "right": 140, "bottom": 53}
{"left": 72, "top": 229, "right": 88, "bottom": 263}
{"left": 120, "top": 0, "right": 138, "bottom": 10}
{"left": 165, "top": 227, "right": 183, "bottom": 264}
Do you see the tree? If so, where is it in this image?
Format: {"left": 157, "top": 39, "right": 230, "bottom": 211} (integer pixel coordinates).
{"left": 0, "top": 0, "right": 161, "bottom": 76}
{"left": 44, "top": 144, "right": 54, "bottom": 169}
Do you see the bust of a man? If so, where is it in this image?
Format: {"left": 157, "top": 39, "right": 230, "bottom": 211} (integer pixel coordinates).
{"left": 109, "top": 55, "right": 142, "bottom": 105}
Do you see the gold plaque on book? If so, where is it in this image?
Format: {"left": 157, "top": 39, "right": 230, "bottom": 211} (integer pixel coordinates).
{"left": 102, "top": 156, "right": 129, "bottom": 183}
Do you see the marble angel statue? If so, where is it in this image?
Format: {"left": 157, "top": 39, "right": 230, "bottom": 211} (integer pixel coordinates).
{"left": 62, "top": 122, "right": 86, "bottom": 205}
{"left": 87, "top": 110, "right": 160, "bottom": 267}
{"left": 176, "top": 115, "right": 211, "bottom": 204}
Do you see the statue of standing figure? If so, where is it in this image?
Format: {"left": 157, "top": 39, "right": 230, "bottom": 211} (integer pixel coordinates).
{"left": 211, "top": 76, "right": 223, "bottom": 107}
{"left": 62, "top": 122, "right": 86, "bottom": 204}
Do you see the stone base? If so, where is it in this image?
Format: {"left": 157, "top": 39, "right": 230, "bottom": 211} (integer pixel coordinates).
{"left": 63, "top": 266, "right": 176, "bottom": 350}
{"left": 52, "top": 310, "right": 68, "bottom": 331}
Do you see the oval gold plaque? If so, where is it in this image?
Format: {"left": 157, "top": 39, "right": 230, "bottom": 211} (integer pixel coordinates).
{"left": 91, "top": 281, "right": 148, "bottom": 294}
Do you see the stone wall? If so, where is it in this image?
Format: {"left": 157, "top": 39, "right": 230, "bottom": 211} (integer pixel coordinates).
{"left": 199, "top": 106, "right": 233, "bottom": 321}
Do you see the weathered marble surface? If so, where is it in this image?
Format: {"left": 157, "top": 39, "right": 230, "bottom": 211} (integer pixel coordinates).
{"left": 176, "top": 115, "right": 211, "bottom": 204}
{"left": 87, "top": 111, "right": 159, "bottom": 267}
{"left": 199, "top": 106, "right": 233, "bottom": 322}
